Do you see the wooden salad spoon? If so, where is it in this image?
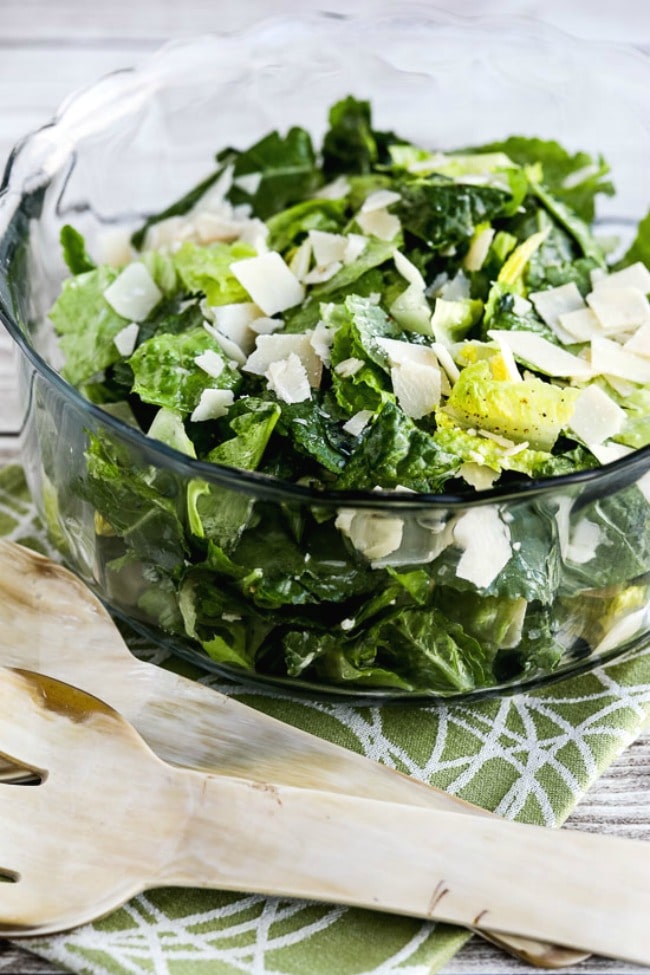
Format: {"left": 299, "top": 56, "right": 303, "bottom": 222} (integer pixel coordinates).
{"left": 0, "top": 540, "right": 587, "bottom": 966}
{"left": 1, "top": 665, "right": 649, "bottom": 964}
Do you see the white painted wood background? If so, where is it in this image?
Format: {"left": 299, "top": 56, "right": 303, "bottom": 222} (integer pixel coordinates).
{"left": 0, "top": 2, "right": 649, "bottom": 973}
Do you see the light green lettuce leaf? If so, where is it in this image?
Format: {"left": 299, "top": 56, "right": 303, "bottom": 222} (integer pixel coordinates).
{"left": 50, "top": 265, "right": 126, "bottom": 386}
{"left": 129, "top": 327, "right": 240, "bottom": 413}
{"left": 173, "top": 241, "right": 256, "bottom": 305}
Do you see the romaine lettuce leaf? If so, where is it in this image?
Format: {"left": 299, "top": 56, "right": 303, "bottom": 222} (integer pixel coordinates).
{"left": 50, "top": 265, "right": 126, "bottom": 386}
{"left": 129, "top": 327, "right": 240, "bottom": 413}
{"left": 444, "top": 359, "right": 579, "bottom": 451}
{"left": 83, "top": 432, "right": 187, "bottom": 573}
{"left": 266, "top": 198, "right": 347, "bottom": 253}
{"left": 173, "top": 241, "right": 256, "bottom": 305}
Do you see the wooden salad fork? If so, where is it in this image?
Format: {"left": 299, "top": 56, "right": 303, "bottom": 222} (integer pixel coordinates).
{"left": 0, "top": 540, "right": 587, "bottom": 966}
{"left": 1, "top": 664, "right": 650, "bottom": 963}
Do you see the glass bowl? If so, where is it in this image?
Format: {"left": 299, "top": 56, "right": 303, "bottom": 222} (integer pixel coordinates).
{"left": 2, "top": 10, "right": 650, "bottom": 699}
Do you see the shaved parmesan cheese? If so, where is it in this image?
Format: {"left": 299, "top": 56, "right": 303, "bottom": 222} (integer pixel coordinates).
{"left": 391, "top": 361, "right": 441, "bottom": 419}
{"left": 624, "top": 322, "right": 650, "bottom": 358}
{"left": 530, "top": 283, "right": 585, "bottom": 341}
{"left": 113, "top": 322, "right": 139, "bottom": 357}
{"left": 486, "top": 335, "right": 522, "bottom": 382}
{"left": 309, "top": 320, "right": 336, "bottom": 367}
{"left": 316, "top": 175, "right": 350, "bottom": 200}
{"left": 566, "top": 518, "right": 602, "bottom": 565}
{"left": 568, "top": 385, "right": 626, "bottom": 445}
{"left": 558, "top": 307, "right": 603, "bottom": 342}
{"left": 463, "top": 226, "right": 495, "bottom": 272}
{"left": 289, "top": 237, "right": 312, "bottom": 281}
{"left": 431, "top": 341, "right": 460, "bottom": 383}
{"left": 104, "top": 263, "right": 162, "bottom": 322}
{"left": 603, "top": 374, "right": 637, "bottom": 398}
{"left": 230, "top": 252, "right": 305, "bottom": 316}
{"left": 356, "top": 207, "right": 401, "bottom": 241}
{"left": 194, "top": 349, "right": 225, "bottom": 379}
{"left": 376, "top": 337, "right": 439, "bottom": 369}
{"left": 234, "top": 171, "right": 262, "bottom": 195}
{"left": 487, "top": 329, "right": 594, "bottom": 378}
{"left": 591, "top": 261, "right": 650, "bottom": 295}
{"left": 591, "top": 336, "right": 650, "bottom": 383}
{"left": 587, "top": 286, "right": 650, "bottom": 332}
{"left": 250, "top": 316, "right": 283, "bottom": 335}
{"left": 458, "top": 462, "right": 499, "bottom": 491}
{"left": 334, "top": 357, "right": 365, "bottom": 378}
{"left": 587, "top": 441, "right": 633, "bottom": 465}
{"left": 393, "top": 249, "right": 426, "bottom": 288}
{"left": 99, "top": 228, "right": 134, "bottom": 268}
{"left": 344, "top": 233, "right": 368, "bottom": 264}
{"left": 438, "top": 271, "right": 470, "bottom": 300}
{"left": 453, "top": 506, "right": 512, "bottom": 589}
{"left": 190, "top": 388, "right": 234, "bottom": 422}
{"left": 335, "top": 509, "right": 404, "bottom": 561}
{"left": 302, "top": 261, "right": 343, "bottom": 284}
{"left": 143, "top": 216, "right": 193, "bottom": 251}
{"left": 265, "top": 353, "right": 311, "bottom": 404}
{"left": 238, "top": 218, "right": 269, "bottom": 253}
{"left": 193, "top": 211, "right": 243, "bottom": 244}
{"left": 360, "top": 189, "right": 401, "bottom": 212}
{"left": 244, "top": 332, "right": 323, "bottom": 387}
{"left": 210, "top": 302, "right": 262, "bottom": 355}
{"left": 203, "top": 320, "right": 247, "bottom": 366}
{"left": 309, "top": 230, "right": 348, "bottom": 265}
{"left": 342, "top": 410, "right": 373, "bottom": 436}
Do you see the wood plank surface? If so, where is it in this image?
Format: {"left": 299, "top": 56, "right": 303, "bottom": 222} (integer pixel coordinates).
{"left": 1, "top": 3, "right": 650, "bottom": 972}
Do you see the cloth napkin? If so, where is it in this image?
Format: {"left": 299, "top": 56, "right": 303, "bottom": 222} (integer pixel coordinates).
{"left": 2, "top": 461, "right": 650, "bottom": 975}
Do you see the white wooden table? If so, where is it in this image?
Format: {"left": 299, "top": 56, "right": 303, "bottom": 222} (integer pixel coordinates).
{"left": 1, "top": 3, "right": 649, "bottom": 973}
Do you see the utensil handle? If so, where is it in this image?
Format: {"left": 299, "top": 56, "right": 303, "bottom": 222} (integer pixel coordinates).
{"left": 132, "top": 663, "right": 588, "bottom": 967}
{"left": 161, "top": 774, "right": 650, "bottom": 966}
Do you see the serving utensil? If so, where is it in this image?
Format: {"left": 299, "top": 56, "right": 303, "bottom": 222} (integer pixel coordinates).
{"left": 0, "top": 540, "right": 586, "bottom": 966}
{"left": 1, "top": 664, "right": 649, "bottom": 964}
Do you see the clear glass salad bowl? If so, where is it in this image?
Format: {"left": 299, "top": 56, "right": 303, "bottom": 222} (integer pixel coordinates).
{"left": 2, "top": 10, "right": 650, "bottom": 699}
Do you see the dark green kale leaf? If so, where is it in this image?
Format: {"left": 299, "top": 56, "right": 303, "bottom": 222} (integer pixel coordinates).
{"left": 335, "top": 401, "right": 459, "bottom": 493}
{"left": 394, "top": 180, "right": 510, "bottom": 251}
{"left": 558, "top": 486, "right": 650, "bottom": 593}
{"left": 226, "top": 127, "right": 323, "bottom": 219}
{"left": 525, "top": 224, "right": 601, "bottom": 294}
{"left": 60, "top": 225, "right": 96, "bottom": 274}
{"left": 321, "top": 96, "right": 400, "bottom": 177}
{"left": 275, "top": 391, "right": 352, "bottom": 475}
{"left": 530, "top": 179, "right": 605, "bottom": 265}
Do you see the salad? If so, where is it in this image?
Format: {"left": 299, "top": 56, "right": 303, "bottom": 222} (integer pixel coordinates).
{"left": 47, "top": 96, "right": 650, "bottom": 694}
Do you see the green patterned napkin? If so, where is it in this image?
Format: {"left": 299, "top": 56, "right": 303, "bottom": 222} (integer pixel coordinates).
{"left": 3, "top": 462, "right": 650, "bottom": 975}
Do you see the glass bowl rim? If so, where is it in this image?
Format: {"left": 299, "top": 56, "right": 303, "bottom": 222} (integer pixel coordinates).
{"left": 2, "top": 13, "right": 650, "bottom": 512}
